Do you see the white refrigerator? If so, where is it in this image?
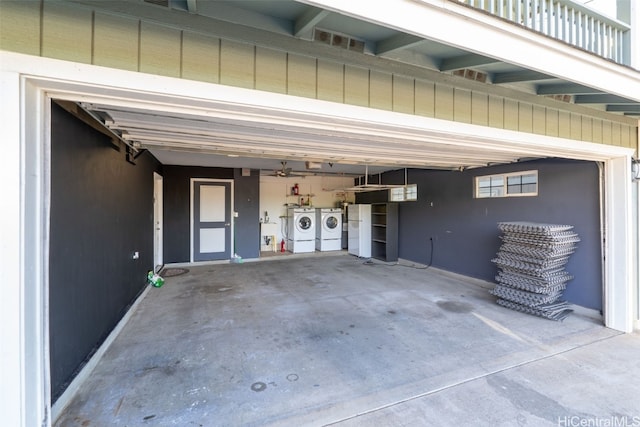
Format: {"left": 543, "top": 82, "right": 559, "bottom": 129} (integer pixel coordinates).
{"left": 348, "top": 204, "right": 371, "bottom": 257}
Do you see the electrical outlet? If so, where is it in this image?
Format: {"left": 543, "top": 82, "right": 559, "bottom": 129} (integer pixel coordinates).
{"left": 132, "top": 251, "right": 139, "bottom": 259}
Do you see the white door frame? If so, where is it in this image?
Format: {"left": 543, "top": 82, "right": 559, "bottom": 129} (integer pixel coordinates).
{"left": 1, "top": 51, "right": 636, "bottom": 427}
{"left": 153, "top": 172, "right": 163, "bottom": 271}
{"left": 190, "top": 178, "right": 235, "bottom": 262}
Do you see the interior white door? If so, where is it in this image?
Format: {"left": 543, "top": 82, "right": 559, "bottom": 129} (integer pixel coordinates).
{"left": 193, "top": 181, "right": 232, "bottom": 261}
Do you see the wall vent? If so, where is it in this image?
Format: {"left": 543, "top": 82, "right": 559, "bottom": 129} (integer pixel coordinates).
{"left": 546, "top": 94, "right": 572, "bottom": 103}
{"left": 453, "top": 69, "right": 487, "bottom": 83}
{"left": 314, "top": 29, "right": 365, "bottom": 54}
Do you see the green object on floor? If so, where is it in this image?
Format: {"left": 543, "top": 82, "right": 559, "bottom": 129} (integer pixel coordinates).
{"left": 147, "top": 270, "right": 165, "bottom": 287}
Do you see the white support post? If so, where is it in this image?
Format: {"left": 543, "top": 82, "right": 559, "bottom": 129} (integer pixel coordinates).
{"left": 634, "top": 175, "right": 640, "bottom": 331}
{"left": 594, "top": 20, "right": 601, "bottom": 55}
{"left": 604, "top": 155, "right": 634, "bottom": 333}
{"left": 631, "top": 0, "right": 639, "bottom": 70}
{"left": 547, "top": 0, "right": 554, "bottom": 37}
{"left": 569, "top": 7, "right": 574, "bottom": 45}
{"left": 0, "top": 71, "right": 25, "bottom": 427}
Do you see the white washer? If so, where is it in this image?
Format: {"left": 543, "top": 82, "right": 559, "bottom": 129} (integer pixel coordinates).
{"left": 316, "top": 208, "right": 342, "bottom": 251}
{"left": 287, "top": 207, "right": 316, "bottom": 253}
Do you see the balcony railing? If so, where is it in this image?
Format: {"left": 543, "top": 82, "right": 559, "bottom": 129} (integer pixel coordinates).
{"left": 454, "top": 0, "right": 631, "bottom": 65}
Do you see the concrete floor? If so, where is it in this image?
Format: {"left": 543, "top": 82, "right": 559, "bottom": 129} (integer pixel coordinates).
{"left": 55, "top": 253, "right": 640, "bottom": 426}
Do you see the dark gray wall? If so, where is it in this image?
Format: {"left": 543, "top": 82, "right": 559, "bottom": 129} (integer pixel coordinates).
{"left": 233, "top": 169, "right": 261, "bottom": 259}
{"left": 49, "top": 102, "right": 160, "bottom": 402}
{"left": 358, "top": 159, "right": 602, "bottom": 310}
{"left": 163, "top": 166, "right": 260, "bottom": 262}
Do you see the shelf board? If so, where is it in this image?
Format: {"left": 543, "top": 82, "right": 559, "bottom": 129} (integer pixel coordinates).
{"left": 372, "top": 239, "right": 387, "bottom": 243}
{"left": 372, "top": 223, "right": 387, "bottom": 227}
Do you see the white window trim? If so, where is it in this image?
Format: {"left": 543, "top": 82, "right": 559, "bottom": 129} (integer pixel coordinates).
{"left": 389, "top": 184, "right": 417, "bottom": 202}
{"left": 475, "top": 170, "right": 538, "bottom": 198}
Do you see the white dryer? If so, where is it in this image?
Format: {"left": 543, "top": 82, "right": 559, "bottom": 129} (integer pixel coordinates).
{"left": 316, "top": 208, "right": 342, "bottom": 251}
{"left": 287, "top": 207, "right": 316, "bottom": 253}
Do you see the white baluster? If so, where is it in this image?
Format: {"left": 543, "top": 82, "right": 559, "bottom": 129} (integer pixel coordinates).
{"left": 565, "top": 6, "right": 576, "bottom": 45}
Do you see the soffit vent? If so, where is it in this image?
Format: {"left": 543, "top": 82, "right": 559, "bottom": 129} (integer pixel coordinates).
{"left": 453, "top": 69, "right": 487, "bottom": 83}
{"left": 545, "top": 94, "right": 572, "bottom": 103}
{"left": 144, "top": 0, "right": 169, "bottom": 7}
{"left": 314, "top": 28, "right": 365, "bottom": 53}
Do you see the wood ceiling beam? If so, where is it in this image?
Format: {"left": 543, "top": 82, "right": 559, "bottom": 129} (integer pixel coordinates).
{"left": 574, "top": 94, "right": 638, "bottom": 104}
{"left": 294, "top": 7, "right": 330, "bottom": 38}
{"left": 439, "top": 54, "right": 500, "bottom": 72}
{"left": 606, "top": 105, "right": 640, "bottom": 112}
{"left": 492, "top": 70, "right": 556, "bottom": 84}
{"left": 536, "top": 83, "right": 603, "bottom": 95}
{"left": 376, "top": 33, "right": 424, "bottom": 55}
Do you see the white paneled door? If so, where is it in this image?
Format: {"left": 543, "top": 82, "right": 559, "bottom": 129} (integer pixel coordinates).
{"left": 193, "top": 180, "right": 232, "bottom": 261}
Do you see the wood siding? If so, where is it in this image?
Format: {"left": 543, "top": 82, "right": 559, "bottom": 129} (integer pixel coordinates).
{"left": 0, "top": 2, "right": 636, "bottom": 151}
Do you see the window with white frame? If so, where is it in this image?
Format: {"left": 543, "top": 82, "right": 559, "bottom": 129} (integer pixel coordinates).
{"left": 475, "top": 170, "right": 538, "bottom": 198}
{"left": 389, "top": 184, "right": 418, "bottom": 202}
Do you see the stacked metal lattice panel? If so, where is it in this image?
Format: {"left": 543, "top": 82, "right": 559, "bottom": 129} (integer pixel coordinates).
{"left": 490, "top": 222, "right": 580, "bottom": 321}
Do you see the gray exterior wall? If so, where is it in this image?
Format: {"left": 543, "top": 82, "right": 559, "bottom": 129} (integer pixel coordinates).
{"left": 49, "top": 102, "right": 160, "bottom": 402}
{"left": 358, "top": 159, "right": 602, "bottom": 310}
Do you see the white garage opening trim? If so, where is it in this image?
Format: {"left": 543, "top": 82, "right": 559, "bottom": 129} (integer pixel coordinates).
{"left": 1, "top": 51, "right": 636, "bottom": 427}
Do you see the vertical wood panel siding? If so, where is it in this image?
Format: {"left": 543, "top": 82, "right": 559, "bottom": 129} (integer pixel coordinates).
{"left": 414, "top": 80, "right": 435, "bottom": 117}
{"left": 344, "top": 65, "right": 370, "bottom": 107}
{"left": 518, "top": 102, "right": 533, "bottom": 133}
{"left": 0, "top": 1, "right": 41, "bottom": 55}
{"left": 42, "top": 2, "right": 92, "bottom": 63}
{"left": 393, "top": 75, "right": 415, "bottom": 114}
{"left": 370, "top": 70, "right": 393, "bottom": 111}
{"left": 140, "top": 22, "right": 181, "bottom": 77}
{"left": 488, "top": 95, "right": 504, "bottom": 128}
{"left": 622, "top": 125, "right": 632, "bottom": 148}
{"left": 592, "top": 119, "right": 603, "bottom": 143}
{"left": 454, "top": 88, "right": 472, "bottom": 123}
{"left": 611, "top": 123, "right": 621, "bottom": 147}
{"left": 255, "top": 47, "right": 287, "bottom": 94}
{"left": 532, "top": 105, "right": 546, "bottom": 136}
{"left": 582, "top": 117, "right": 594, "bottom": 141}
{"left": 94, "top": 13, "right": 139, "bottom": 72}
{"left": 546, "top": 108, "right": 559, "bottom": 137}
{"left": 287, "top": 53, "right": 316, "bottom": 98}
{"left": 471, "top": 92, "right": 489, "bottom": 126}
{"left": 220, "top": 39, "right": 254, "bottom": 89}
{"left": 558, "top": 111, "right": 571, "bottom": 139}
{"left": 571, "top": 113, "right": 583, "bottom": 140}
{"left": 317, "top": 59, "right": 344, "bottom": 103}
{"left": 434, "top": 84, "right": 454, "bottom": 120}
{"left": 182, "top": 33, "right": 220, "bottom": 84}
{"left": 602, "top": 120, "right": 613, "bottom": 145}
{"left": 504, "top": 99, "right": 519, "bottom": 131}
{"left": 0, "top": 3, "right": 636, "bottom": 152}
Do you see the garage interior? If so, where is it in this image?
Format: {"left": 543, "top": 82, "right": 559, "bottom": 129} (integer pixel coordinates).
{"left": 50, "top": 89, "right": 617, "bottom": 423}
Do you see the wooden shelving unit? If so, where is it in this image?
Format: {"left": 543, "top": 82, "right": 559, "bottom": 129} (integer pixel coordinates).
{"left": 371, "top": 203, "right": 398, "bottom": 262}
